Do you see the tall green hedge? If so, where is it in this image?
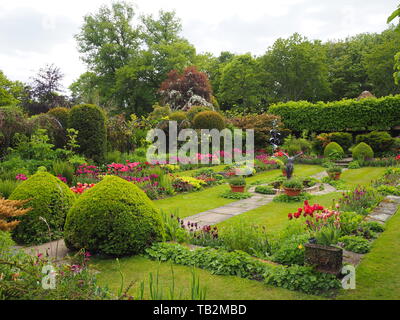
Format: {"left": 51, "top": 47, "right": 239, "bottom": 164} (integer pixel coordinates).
{"left": 68, "top": 104, "right": 107, "bottom": 162}
{"left": 269, "top": 95, "right": 400, "bottom": 132}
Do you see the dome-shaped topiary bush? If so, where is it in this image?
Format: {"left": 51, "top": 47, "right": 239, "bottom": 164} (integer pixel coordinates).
{"left": 64, "top": 175, "right": 164, "bottom": 257}
{"left": 352, "top": 142, "right": 374, "bottom": 161}
{"left": 9, "top": 172, "right": 76, "bottom": 245}
{"left": 323, "top": 142, "right": 344, "bottom": 159}
{"left": 47, "top": 107, "right": 70, "bottom": 129}
{"left": 193, "top": 111, "right": 225, "bottom": 131}
{"left": 187, "top": 105, "right": 211, "bottom": 122}
{"left": 68, "top": 104, "right": 107, "bottom": 162}
{"left": 169, "top": 111, "right": 187, "bottom": 123}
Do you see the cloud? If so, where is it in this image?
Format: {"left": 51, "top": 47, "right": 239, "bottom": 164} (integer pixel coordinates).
{"left": 0, "top": 7, "right": 78, "bottom": 55}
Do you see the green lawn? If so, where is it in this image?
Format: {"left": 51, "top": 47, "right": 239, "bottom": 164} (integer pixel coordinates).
{"left": 93, "top": 256, "right": 322, "bottom": 300}
{"left": 341, "top": 167, "right": 387, "bottom": 189}
{"left": 217, "top": 192, "right": 341, "bottom": 235}
{"left": 337, "top": 207, "right": 400, "bottom": 300}
{"left": 154, "top": 165, "right": 325, "bottom": 218}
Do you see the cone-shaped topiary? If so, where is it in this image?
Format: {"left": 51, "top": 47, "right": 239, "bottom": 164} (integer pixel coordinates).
{"left": 9, "top": 172, "right": 76, "bottom": 245}
{"left": 352, "top": 142, "right": 374, "bottom": 161}
{"left": 323, "top": 142, "right": 344, "bottom": 159}
{"left": 193, "top": 110, "right": 225, "bottom": 131}
{"left": 64, "top": 176, "right": 164, "bottom": 257}
{"left": 68, "top": 104, "right": 107, "bottom": 162}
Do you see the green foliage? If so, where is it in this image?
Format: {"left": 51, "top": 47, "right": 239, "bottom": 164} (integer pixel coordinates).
{"left": 348, "top": 161, "right": 361, "bottom": 169}
{"left": 228, "top": 176, "right": 246, "bottom": 186}
{"left": 376, "top": 185, "right": 400, "bottom": 196}
{"left": 352, "top": 142, "right": 374, "bottom": 161}
{"left": 282, "top": 178, "right": 303, "bottom": 189}
{"left": 265, "top": 264, "right": 341, "bottom": 295}
{"left": 340, "top": 211, "right": 364, "bottom": 235}
{"left": 361, "top": 221, "right": 385, "bottom": 233}
{"left": 282, "top": 135, "right": 312, "bottom": 155}
{"left": 146, "top": 242, "right": 267, "bottom": 280}
{"left": 315, "top": 226, "right": 341, "bottom": 246}
{"left": 186, "top": 106, "right": 211, "bottom": 122}
{"left": 269, "top": 95, "right": 400, "bottom": 132}
{"left": 64, "top": 176, "right": 164, "bottom": 257}
{"left": 339, "top": 235, "right": 371, "bottom": 254}
{"left": 168, "top": 111, "right": 187, "bottom": 124}
{"left": 160, "top": 210, "right": 189, "bottom": 243}
{"left": 355, "top": 131, "right": 394, "bottom": 154}
{"left": 0, "top": 179, "right": 20, "bottom": 198}
{"left": 68, "top": 104, "right": 107, "bottom": 162}
{"left": 51, "top": 160, "right": 75, "bottom": 185}
{"left": 327, "top": 132, "right": 353, "bottom": 151}
{"left": 0, "top": 106, "right": 28, "bottom": 156}
{"left": 273, "top": 193, "right": 311, "bottom": 203}
{"left": 193, "top": 110, "right": 225, "bottom": 131}
{"left": 220, "top": 220, "right": 272, "bottom": 258}
{"left": 254, "top": 185, "right": 275, "bottom": 195}
{"left": 9, "top": 172, "right": 76, "bottom": 245}
{"left": 47, "top": 107, "right": 70, "bottom": 128}
{"left": 220, "top": 190, "right": 252, "bottom": 199}
{"left": 326, "top": 166, "right": 342, "bottom": 174}
{"left": 271, "top": 233, "right": 309, "bottom": 266}
{"left": 323, "top": 142, "right": 344, "bottom": 159}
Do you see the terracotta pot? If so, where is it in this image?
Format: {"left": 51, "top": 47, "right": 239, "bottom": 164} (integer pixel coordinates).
{"left": 328, "top": 172, "right": 341, "bottom": 180}
{"left": 230, "top": 185, "right": 245, "bottom": 193}
{"left": 282, "top": 169, "right": 287, "bottom": 176}
{"left": 304, "top": 243, "right": 343, "bottom": 275}
{"left": 283, "top": 187, "right": 301, "bottom": 197}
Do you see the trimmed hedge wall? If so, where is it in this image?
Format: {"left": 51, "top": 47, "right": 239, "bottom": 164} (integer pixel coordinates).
{"left": 269, "top": 95, "right": 400, "bottom": 132}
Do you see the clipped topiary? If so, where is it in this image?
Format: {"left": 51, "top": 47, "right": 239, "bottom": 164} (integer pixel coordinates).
{"left": 47, "top": 107, "right": 70, "bottom": 128}
{"left": 68, "top": 104, "right": 107, "bottom": 162}
{"left": 355, "top": 131, "right": 394, "bottom": 153}
{"left": 193, "top": 111, "right": 225, "bottom": 131}
{"left": 187, "top": 105, "right": 211, "bottom": 122}
{"left": 352, "top": 142, "right": 374, "bottom": 161}
{"left": 64, "top": 175, "right": 164, "bottom": 257}
{"left": 169, "top": 111, "right": 187, "bottom": 124}
{"left": 9, "top": 172, "right": 76, "bottom": 245}
{"left": 323, "top": 142, "right": 344, "bottom": 159}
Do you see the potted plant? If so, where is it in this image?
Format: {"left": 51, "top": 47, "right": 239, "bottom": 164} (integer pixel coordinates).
{"left": 228, "top": 176, "right": 246, "bottom": 193}
{"left": 282, "top": 178, "right": 303, "bottom": 196}
{"left": 326, "top": 166, "right": 343, "bottom": 180}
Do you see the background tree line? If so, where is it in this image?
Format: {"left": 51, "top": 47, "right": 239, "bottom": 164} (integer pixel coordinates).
{"left": 1, "top": 1, "right": 400, "bottom": 117}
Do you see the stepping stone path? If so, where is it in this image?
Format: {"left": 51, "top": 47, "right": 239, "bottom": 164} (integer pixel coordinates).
{"left": 183, "top": 169, "right": 346, "bottom": 227}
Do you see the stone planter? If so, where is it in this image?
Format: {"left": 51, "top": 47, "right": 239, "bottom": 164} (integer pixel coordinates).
{"left": 283, "top": 187, "right": 302, "bottom": 197}
{"left": 304, "top": 243, "right": 343, "bottom": 275}
{"left": 230, "top": 185, "right": 245, "bottom": 193}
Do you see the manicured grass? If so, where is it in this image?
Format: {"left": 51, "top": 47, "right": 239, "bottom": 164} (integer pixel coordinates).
{"left": 217, "top": 192, "right": 341, "bottom": 235}
{"left": 176, "top": 164, "right": 227, "bottom": 177}
{"left": 154, "top": 165, "right": 325, "bottom": 218}
{"left": 340, "top": 167, "right": 387, "bottom": 189}
{"left": 337, "top": 208, "right": 400, "bottom": 300}
{"left": 93, "top": 256, "right": 323, "bottom": 300}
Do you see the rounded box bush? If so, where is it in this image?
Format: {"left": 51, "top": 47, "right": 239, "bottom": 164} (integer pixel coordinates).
{"left": 323, "top": 142, "right": 344, "bottom": 158}
{"left": 355, "top": 131, "right": 394, "bottom": 153}
{"left": 352, "top": 142, "right": 374, "bottom": 161}
{"left": 47, "top": 107, "right": 70, "bottom": 129}
{"left": 9, "top": 172, "right": 76, "bottom": 245}
{"left": 64, "top": 175, "right": 164, "bottom": 257}
{"left": 187, "top": 105, "right": 211, "bottom": 122}
{"left": 193, "top": 111, "right": 225, "bottom": 131}
{"left": 68, "top": 104, "right": 107, "bottom": 162}
{"left": 169, "top": 111, "right": 187, "bottom": 124}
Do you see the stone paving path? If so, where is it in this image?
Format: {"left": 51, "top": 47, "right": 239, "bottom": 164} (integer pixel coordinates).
{"left": 183, "top": 169, "right": 346, "bottom": 227}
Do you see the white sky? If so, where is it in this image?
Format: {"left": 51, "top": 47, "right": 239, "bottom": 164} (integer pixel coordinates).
{"left": 0, "top": 0, "right": 398, "bottom": 89}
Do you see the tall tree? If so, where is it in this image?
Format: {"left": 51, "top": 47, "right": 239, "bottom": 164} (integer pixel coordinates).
{"left": 218, "top": 54, "right": 263, "bottom": 110}
{"left": 0, "top": 70, "right": 25, "bottom": 106}
{"left": 260, "top": 33, "right": 331, "bottom": 103}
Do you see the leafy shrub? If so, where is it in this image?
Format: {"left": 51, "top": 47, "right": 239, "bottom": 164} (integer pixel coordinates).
{"left": 271, "top": 233, "right": 309, "bottom": 265}
{"left": 338, "top": 235, "right": 371, "bottom": 254}
{"left": 355, "top": 131, "right": 394, "bottom": 153}
{"left": 168, "top": 111, "right": 188, "bottom": 124}
{"left": 265, "top": 264, "right": 341, "bottom": 295}
{"left": 273, "top": 193, "right": 311, "bottom": 203}
{"left": 376, "top": 185, "right": 400, "bottom": 196}
{"left": 352, "top": 142, "right": 374, "bottom": 161}
{"left": 340, "top": 211, "right": 363, "bottom": 235}
{"left": 282, "top": 178, "right": 303, "bottom": 189}
{"left": 282, "top": 135, "right": 312, "bottom": 155}
{"left": 254, "top": 185, "right": 275, "bottom": 194}
{"left": 220, "top": 190, "right": 252, "bottom": 199}
{"left": 28, "top": 113, "right": 66, "bottom": 149}
{"left": 228, "top": 113, "right": 285, "bottom": 147}
{"left": 64, "top": 175, "right": 164, "bottom": 256}
{"left": 269, "top": 95, "right": 400, "bottom": 132}
{"left": 186, "top": 106, "right": 211, "bottom": 122}
{"left": 68, "top": 104, "right": 107, "bottom": 162}
{"left": 338, "top": 186, "right": 381, "bottom": 215}
{"left": 328, "top": 132, "right": 353, "bottom": 152}
{"left": 193, "top": 111, "right": 225, "bottom": 131}
{"left": 220, "top": 220, "right": 271, "bottom": 258}
{"left": 323, "top": 142, "right": 344, "bottom": 159}
{"left": 0, "top": 106, "right": 28, "bottom": 156}
{"left": 47, "top": 107, "right": 70, "bottom": 128}
{"left": 228, "top": 176, "right": 246, "bottom": 186}
{"left": 9, "top": 172, "right": 76, "bottom": 245}
{"left": 160, "top": 211, "right": 188, "bottom": 243}
{"left": 315, "top": 226, "right": 341, "bottom": 246}
{"left": 348, "top": 160, "right": 361, "bottom": 169}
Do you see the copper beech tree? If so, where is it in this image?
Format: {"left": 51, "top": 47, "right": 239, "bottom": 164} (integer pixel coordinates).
{"left": 0, "top": 198, "right": 31, "bottom": 231}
